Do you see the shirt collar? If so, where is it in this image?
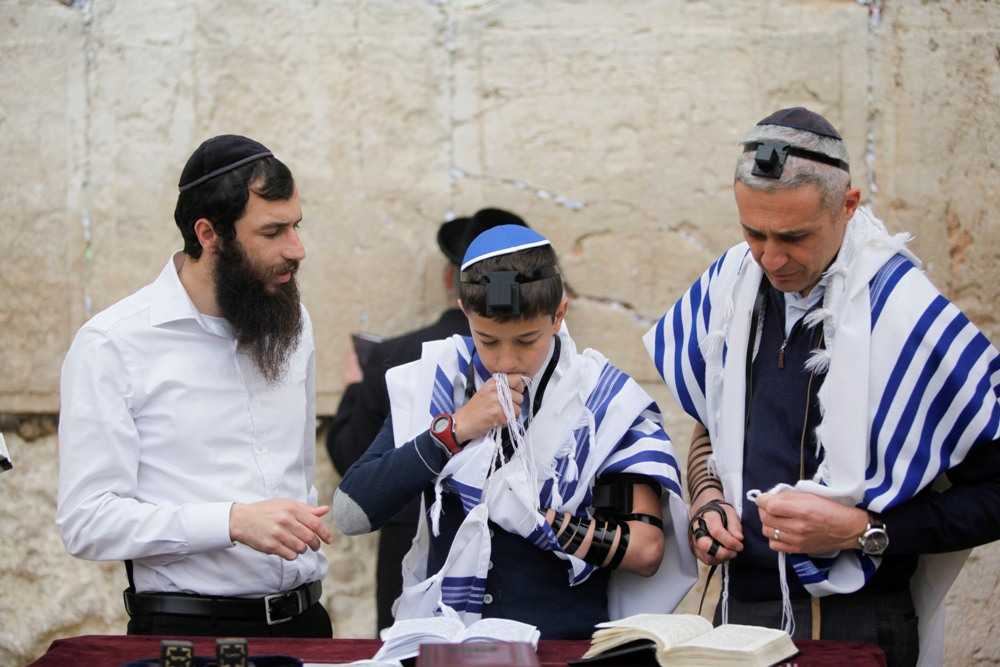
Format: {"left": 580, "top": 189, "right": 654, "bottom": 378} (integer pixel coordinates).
{"left": 784, "top": 275, "right": 828, "bottom": 312}
{"left": 149, "top": 252, "right": 234, "bottom": 338}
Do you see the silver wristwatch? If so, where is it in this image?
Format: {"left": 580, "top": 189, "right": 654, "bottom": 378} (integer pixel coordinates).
{"left": 858, "top": 513, "right": 889, "bottom": 556}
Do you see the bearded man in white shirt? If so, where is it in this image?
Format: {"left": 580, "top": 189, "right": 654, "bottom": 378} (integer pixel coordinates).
{"left": 57, "top": 135, "right": 333, "bottom": 637}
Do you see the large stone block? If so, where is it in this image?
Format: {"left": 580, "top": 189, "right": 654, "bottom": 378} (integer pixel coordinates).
{"left": 0, "top": 1, "right": 85, "bottom": 412}
{"left": 871, "top": 1, "right": 1000, "bottom": 342}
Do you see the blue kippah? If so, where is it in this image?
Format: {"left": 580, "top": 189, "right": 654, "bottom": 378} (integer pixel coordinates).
{"left": 461, "top": 224, "right": 551, "bottom": 271}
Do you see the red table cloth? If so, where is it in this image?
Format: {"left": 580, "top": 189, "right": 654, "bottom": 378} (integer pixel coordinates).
{"left": 27, "top": 634, "right": 887, "bottom": 666}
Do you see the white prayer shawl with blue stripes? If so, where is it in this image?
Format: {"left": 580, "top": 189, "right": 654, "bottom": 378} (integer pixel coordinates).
{"left": 385, "top": 325, "right": 697, "bottom": 627}
{"left": 644, "top": 207, "right": 1000, "bottom": 665}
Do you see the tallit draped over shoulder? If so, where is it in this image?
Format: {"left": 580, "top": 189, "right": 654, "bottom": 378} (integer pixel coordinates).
{"left": 644, "top": 208, "right": 1000, "bottom": 664}
{"left": 385, "top": 326, "right": 698, "bottom": 625}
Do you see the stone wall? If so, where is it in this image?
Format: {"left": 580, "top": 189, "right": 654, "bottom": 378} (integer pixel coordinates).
{"left": 1, "top": 1, "right": 998, "bottom": 665}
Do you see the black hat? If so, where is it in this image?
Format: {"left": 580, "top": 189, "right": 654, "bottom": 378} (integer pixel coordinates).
{"left": 178, "top": 135, "right": 273, "bottom": 192}
{"left": 756, "top": 107, "right": 843, "bottom": 140}
{"left": 437, "top": 208, "right": 528, "bottom": 266}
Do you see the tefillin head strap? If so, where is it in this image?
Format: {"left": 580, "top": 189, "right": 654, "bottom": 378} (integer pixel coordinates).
{"left": 743, "top": 140, "right": 850, "bottom": 180}
{"left": 462, "top": 265, "right": 558, "bottom": 316}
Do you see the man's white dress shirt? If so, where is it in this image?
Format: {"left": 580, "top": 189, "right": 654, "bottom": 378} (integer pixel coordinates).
{"left": 57, "top": 253, "right": 327, "bottom": 597}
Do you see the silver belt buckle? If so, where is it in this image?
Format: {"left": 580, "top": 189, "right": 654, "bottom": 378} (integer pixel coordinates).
{"left": 264, "top": 589, "right": 304, "bottom": 625}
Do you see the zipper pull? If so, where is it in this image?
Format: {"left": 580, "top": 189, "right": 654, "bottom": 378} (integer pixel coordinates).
{"left": 778, "top": 339, "right": 788, "bottom": 369}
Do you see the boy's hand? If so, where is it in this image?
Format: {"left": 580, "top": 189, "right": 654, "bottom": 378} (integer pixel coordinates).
{"left": 453, "top": 376, "right": 525, "bottom": 443}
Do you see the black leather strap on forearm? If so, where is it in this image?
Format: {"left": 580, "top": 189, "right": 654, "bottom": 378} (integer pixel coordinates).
{"left": 556, "top": 514, "right": 632, "bottom": 570}
{"left": 584, "top": 520, "right": 613, "bottom": 567}
{"left": 557, "top": 515, "right": 590, "bottom": 554}
{"left": 619, "top": 512, "right": 664, "bottom": 529}
{"left": 606, "top": 521, "right": 631, "bottom": 570}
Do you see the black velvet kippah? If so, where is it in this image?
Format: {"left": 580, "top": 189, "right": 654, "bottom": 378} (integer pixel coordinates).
{"left": 756, "top": 107, "right": 843, "bottom": 140}
{"left": 178, "top": 135, "right": 273, "bottom": 192}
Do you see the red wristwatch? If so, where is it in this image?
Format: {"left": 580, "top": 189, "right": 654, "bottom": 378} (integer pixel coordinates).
{"left": 430, "top": 413, "right": 463, "bottom": 456}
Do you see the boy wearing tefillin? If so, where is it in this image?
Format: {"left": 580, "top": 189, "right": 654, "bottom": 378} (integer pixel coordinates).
{"left": 333, "top": 224, "right": 696, "bottom": 638}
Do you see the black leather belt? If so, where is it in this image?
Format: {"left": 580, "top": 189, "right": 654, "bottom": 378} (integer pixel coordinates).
{"left": 123, "top": 580, "right": 322, "bottom": 626}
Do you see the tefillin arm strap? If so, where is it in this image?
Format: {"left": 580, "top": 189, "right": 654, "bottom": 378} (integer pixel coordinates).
{"left": 461, "top": 265, "right": 559, "bottom": 316}
{"left": 743, "top": 140, "right": 850, "bottom": 180}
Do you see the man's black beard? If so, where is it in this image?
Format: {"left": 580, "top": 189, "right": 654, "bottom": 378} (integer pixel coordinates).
{"left": 214, "top": 238, "right": 302, "bottom": 383}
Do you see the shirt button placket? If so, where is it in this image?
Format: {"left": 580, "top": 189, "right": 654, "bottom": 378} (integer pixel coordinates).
{"left": 234, "top": 346, "right": 266, "bottom": 487}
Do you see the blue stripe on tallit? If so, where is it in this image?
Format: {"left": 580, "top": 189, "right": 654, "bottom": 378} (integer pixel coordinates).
{"left": 708, "top": 254, "right": 721, "bottom": 280}
{"left": 642, "top": 474, "right": 682, "bottom": 499}
{"left": 931, "top": 349, "right": 998, "bottom": 481}
{"left": 612, "top": 418, "right": 671, "bottom": 455}
{"left": 601, "top": 449, "right": 683, "bottom": 498}
{"left": 869, "top": 254, "right": 916, "bottom": 330}
{"left": 859, "top": 553, "right": 878, "bottom": 582}
{"left": 865, "top": 295, "right": 949, "bottom": 484}
{"left": 702, "top": 275, "right": 714, "bottom": 330}
{"left": 539, "top": 478, "right": 554, "bottom": 508}
{"left": 889, "top": 325, "right": 989, "bottom": 507}
{"left": 976, "top": 402, "right": 1000, "bottom": 448}
{"left": 672, "top": 300, "right": 698, "bottom": 418}
{"left": 653, "top": 316, "right": 667, "bottom": 384}
{"left": 865, "top": 301, "right": 963, "bottom": 506}
{"left": 442, "top": 575, "right": 485, "bottom": 587}
{"left": 587, "top": 365, "right": 616, "bottom": 412}
{"left": 588, "top": 364, "right": 629, "bottom": 430}
{"left": 792, "top": 555, "right": 836, "bottom": 585}
{"left": 687, "top": 278, "right": 707, "bottom": 396}
{"left": 430, "top": 365, "right": 455, "bottom": 416}
{"left": 441, "top": 575, "right": 486, "bottom": 612}
{"left": 456, "top": 336, "right": 476, "bottom": 375}
{"left": 572, "top": 564, "right": 595, "bottom": 585}
{"left": 527, "top": 523, "right": 560, "bottom": 551}
{"left": 444, "top": 477, "right": 483, "bottom": 513}
{"left": 991, "top": 355, "right": 1000, "bottom": 396}
{"left": 472, "top": 354, "right": 490, "bottom": 382}
{"left": 991, "top": 356, "right": 1000, "bottom": 396}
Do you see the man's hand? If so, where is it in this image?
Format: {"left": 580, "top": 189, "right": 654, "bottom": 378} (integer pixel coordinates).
{"left": 756, "top": 490, "right": 868, "bottom": 554}
{"left": 229, "top": 500, "right": 333, "bottom": 561}
{"left": 689, "top": 489, "right": 743, "bottom": 565}
{"left": 453, "top": 376, "right": 525, "bottom": 443}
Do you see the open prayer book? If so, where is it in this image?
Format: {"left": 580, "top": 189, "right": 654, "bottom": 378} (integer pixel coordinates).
{"left": 575, "top": 613, "right": 797, "bottom": 667}
{"left": 373, "top": 617, "right": 541, "bottom": 662}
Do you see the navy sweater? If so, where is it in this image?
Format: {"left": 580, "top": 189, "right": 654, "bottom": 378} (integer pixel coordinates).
{"left": 734, "top": 282, "right": 1000, "bottom": 601}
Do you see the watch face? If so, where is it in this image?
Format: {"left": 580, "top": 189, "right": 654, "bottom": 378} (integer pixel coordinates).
{"left": 432, "top": 416, "right": 451, "bottom": 434}
{"left": 862, "top": 529, "right": 889, "bottom": 555}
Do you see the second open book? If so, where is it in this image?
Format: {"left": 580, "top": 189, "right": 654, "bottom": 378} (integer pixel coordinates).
{"left": 575, "top": 613, "right": 797, "bottom": 667}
